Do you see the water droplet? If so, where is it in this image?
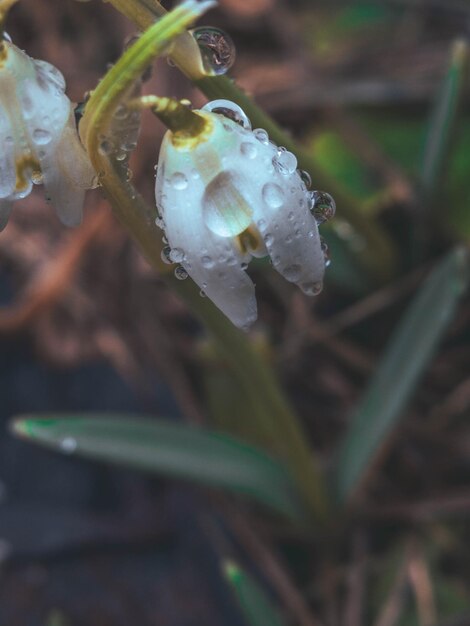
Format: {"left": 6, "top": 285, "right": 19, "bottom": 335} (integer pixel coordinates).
{"left": 202, "top": 99, "right": 251, "bottom": 130}
{"left": 273, "top": 150, "right": 297, "bottom": 175}
{"left": 301, "top": 281, "right": 323, "bottom": 296}
{"left": 191, "top": 168, "right": 200, "bottom": 179}
{"left": 321, "top": 238, "right": 331, "bottom": 267}
{"left": 257, "top": 218, "right": 266, "bottom": 231}
{"left": 60, "top": 437, "right": 77, "bottom": 454}
{"left": 288, "top": 211, "right": 294, "bottom": 221}
{"left": 171, "top": 172, "right": 188, "bottom": 190}
{"left": 264, "top": 233, "right": 274, "bottom": 246}
{"left": 192, "top": 27, "right": 236, "bottom": 76}
{"left": 241, "top": 262, "right": 248, "bottom": 270}
{"left": 32, "top": 129, "right": 52, "bottom": 145}
{"left": 161, "top": 246, "right": 173, "bottom": 264}
{"left": 262, "top": 183, "right": 284, "bottom": 209}
{"left": 299, "top": 170, "right": 312, "bottom": 189}
{"left": 201, "top": 255, "right": 214, "bottom": 269}
{"left": 240, "top": 142, "right": 257, "bottom": 159}
{"left": 199, "top": 289, "right": 207, "bottom": 298}
{"left": 203, "top": 171, "right": 253, "bottom": 237}
{"left": 310, "top": 190, "right": 336, "bottom": 224}
{"left": 254, "top": 128, "right": 269, "bottom": 145}
{"left": 169, "top": 247, "right": 185, "bottom": 263}
{"left": 174, "top": 266, "right": 188, "bottom": 280}
{"left": 113, "top": 104, "right": 129, "bottom": 120}
{"left": 283, "top": 264, "right": 302, "bottom": 282}
{"left": 31, "top": 170, "right": 43, "bottom": 185}
{"left": 98, "top": 139, "right": 113, "bottom": 155}
{"left": 155, "top": 216, "right": 165, "bottom": 229}
{"left": 226, "top": 256, "right": 237, "bottom": 266}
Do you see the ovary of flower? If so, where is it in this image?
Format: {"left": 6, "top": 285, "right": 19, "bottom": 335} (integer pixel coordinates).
{"left": 0, "top": 39, "right": 95, "bottom": 229}
{"left": 155, "top": 101, "right": 327, "bottom": 329}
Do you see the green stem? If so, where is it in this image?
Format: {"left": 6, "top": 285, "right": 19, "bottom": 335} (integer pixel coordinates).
{"left": 82, "top": 0, "right": 330, "bottom": 523}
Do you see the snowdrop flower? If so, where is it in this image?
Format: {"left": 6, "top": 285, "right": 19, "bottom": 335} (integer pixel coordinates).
{"left": 0, "top": 37, "right": 95, "bottom": 229}
{"left": 155, "top": 100, "right": 335, "bottom": 329}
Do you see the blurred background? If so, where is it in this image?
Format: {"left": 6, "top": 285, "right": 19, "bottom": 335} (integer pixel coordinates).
{"left": 1, "top": 0, "right": 470, "bottom": 624}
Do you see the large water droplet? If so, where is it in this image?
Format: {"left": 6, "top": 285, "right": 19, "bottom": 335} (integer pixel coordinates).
{"left": 203, "top": 171, "right": 253, "bottom": 237}
{"left": 283, "top": 264, "right": 302, "bottom": 282}
{"left": 33, "top": 129, "right": 52, "bottom": 145}
{"left": 192, "top": 27, "right": 236, "bottom": 76}
{"left": 311, "top": 190, "right": 336, "bottom": 224}
{"left": 273, "top": 150, "right": 297, "bottom": 175}
{"left": 262, "top": 183, "right": 284, "bottom": 209}
{"left": 202, "top": 99, "right": 251, "bottom": 130}
{"left": 171, "top": 172, "right": 188, "bottom": 190}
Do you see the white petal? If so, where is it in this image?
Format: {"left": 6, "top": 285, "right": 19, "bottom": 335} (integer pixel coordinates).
{"left": 201, "top": 115, "right": 325, "bottom": 293}
{"left": 157, "top": 133, "right": 257, "bottom": 329}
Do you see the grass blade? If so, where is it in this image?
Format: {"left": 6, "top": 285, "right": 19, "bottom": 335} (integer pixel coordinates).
{"left": 335, "top": 248, "right": 469, "bottom": 503}
{"left": 11, "top": 414, "right": 306, "bottom": 523}
{"left": 420, "top": 40, "right": 468, "bottom": 196}
{"left": 224, "top": 561, "right": 286, "bottom": 626}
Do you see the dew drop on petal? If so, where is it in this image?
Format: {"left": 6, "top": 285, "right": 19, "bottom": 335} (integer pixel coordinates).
{"left": 174, "top": 266, "right": 189, "bottom": 280}
{"left": 60, "top": 437, "right": 77, "bottom": 454}
{"left": 264, "top": 233, "right": 274, "bottom": 246}
{"left": 201, "top": 255, "right": 214, "bottom": 269}
{"left": 192, "top": 27, "right": 236, "bottom": 76}
{"left": 299, "top": 170, "right": 312, "bottom": 189}
{"left": 169, "top": 247, "right": 185, "bottom": 263}
{"left": 240, "top": 142, "right": 257, "bottom": 159}
{"left": 161, "top": 246, "right": 173, "bottom": 264}
{"left": 171, "top": 172, "right": 188, "bottom": 190}
{"left": 203, "top": 99, "right": 251, "bottom": 130}
{"left": 301, "top": 281, "right": 323, "bottom": 296}
{"left": 155, "top": 216, "right": 165, "bottom": 229}
{"left": 310, "top": 190, "right": 336, "bottom": 224}
{"left": 273, "top": 150, "right": 297, "bottom": 175}
{"left": 283, "top": 264, "right": 302, "bottom": 282}
{"left": 262, "top": 183, "right": 284, "bottom": 209}
{"left": 31, "top": 170, "right": 43, "bottom": 185}
{"left": 33, "top": 129, "right": 52, "bottom": 145}
{"left": 254, "top": 128, "right": 269, "bottom": 145}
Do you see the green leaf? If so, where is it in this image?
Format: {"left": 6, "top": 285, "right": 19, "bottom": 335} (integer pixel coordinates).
{"left": 224, "top": 561, "right": 286, "bottom": 626}
{"left": 335, "top": 248, "right": 469, "bottom": 502}
{"left": 11, "top": 414, "right": 305, "bottom": 523}
{"left": 420, "top": 40, "right": 468, "bottom": 196}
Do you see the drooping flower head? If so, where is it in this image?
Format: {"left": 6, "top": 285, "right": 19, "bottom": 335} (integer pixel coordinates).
{"left": 0, "top": 36, "right": 95, "bottom": 229}
{"left": 155, "top": 100, "right": 335, "bottom": 329}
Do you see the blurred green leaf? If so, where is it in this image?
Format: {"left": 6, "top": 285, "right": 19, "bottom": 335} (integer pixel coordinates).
{"left": 224, "top": 561, "right": 286, "bottom": 626}
{"left": 311, "top": 131, "right": 379, "bottom": 203}
{"left": 11, "top": 414, "right": 306, "bottom": 522}
{"left": 335, "top": 248, "right": 469, "bottom": 502}
{"left": 421, "top": 40, "right": 468, "bottom": 197}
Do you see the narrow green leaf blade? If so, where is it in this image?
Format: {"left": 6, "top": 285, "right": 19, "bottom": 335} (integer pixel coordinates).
{"left": 11, "top": 414, "right": 305, "bottom": 522}
{"left": 335, "top": 248, "right": 469, "bottom": 502}
{"left": 421, "top": 39, "right": 468, "bottom": 195}
{"left": 224, "top": 561, "right": 286, "bottom": 626}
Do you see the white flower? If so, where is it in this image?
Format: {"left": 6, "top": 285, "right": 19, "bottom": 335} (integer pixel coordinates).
{"left": 155, "top": 100, "right": 334, "bottom": 329}
{"left": 0, "top": 37, "right": 95, "bottom": 229}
